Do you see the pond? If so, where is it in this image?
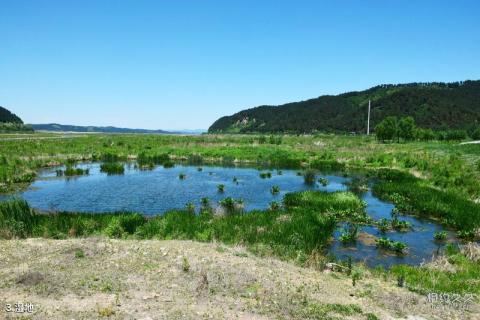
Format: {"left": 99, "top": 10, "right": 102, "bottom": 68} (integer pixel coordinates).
{"left": 13, "top": 162, "right": 457, "bottom": 267}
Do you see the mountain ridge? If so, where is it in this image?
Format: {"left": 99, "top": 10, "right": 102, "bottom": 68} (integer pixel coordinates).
{"left": 31, "top": 123, "right": 205, "bottom": 134}
{"left": 0, "top": 106, "right": 23, "bottom": 123}
{"left": 208, "top": 80, "right": 480, "bottom": 133}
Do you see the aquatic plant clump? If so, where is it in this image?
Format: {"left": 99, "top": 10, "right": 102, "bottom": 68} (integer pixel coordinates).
{"left": 259, "top": 172, "right": 272, "bottom": 179}
{"left": 100, "top": 162, "right": 125, "bottom": 175}
{"left": 56, "top": 165, "right": 89, "bottom": 177}
{"left": 303, "top": 170, "right": 316, "bottom": 185}
{"left": 339, "top": 223, "right": 359, "bottom": 244}
{"left": 434, "top": 231, "right": 447, "bottom": 241}
{"left": 218, "top": 197, "right": 244, "bottom": 215}
{"left": 318, "top": 177, "right": 329, "bottom": 187}
{"left": 137, "top": 152, "right": 170, "bottom": 168}
{"left": 283, "top": 191, "right": 367, "bottom": 221}
{"left": 163, "top": 161, "right": 175, "bottom": 168}
{"left": 271, "top": 185, "right": 280, "bottom": 195}
{"left": 376, "top": 237, "right": 408, "bottom": 254}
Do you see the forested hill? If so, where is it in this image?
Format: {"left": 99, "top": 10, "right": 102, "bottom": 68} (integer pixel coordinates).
{"left": 31, "top": 124, "right": 172, "bottom": 134}
{"left": 0, "top": 106, "right": 23, "bottom": 123}
{"left": 208, "top": 80, "right": 480, "bottom": 133}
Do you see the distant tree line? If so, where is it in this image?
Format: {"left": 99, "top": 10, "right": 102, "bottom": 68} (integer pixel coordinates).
{"left": 0, "top": 123, "right": 34, "bottom": 133}
{"left": 375, "top": 116, "right": 480, "bottom": 142}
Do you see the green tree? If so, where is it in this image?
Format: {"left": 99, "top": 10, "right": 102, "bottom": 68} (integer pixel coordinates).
{"left": 375, "top": 116, "right": 398, "bottom": 142}
{"left": 472, "top": 127, "right": 480, "bottom": 140}
{"left": 398, "top": 117, "right": 416, "bottom": 141}
{"left": 415, "top": 128, "right": 435, "bottom": 141}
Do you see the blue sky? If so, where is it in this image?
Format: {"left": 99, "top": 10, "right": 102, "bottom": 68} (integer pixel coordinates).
{"left": 1, "top": 1, "right": 479, "bottom": 130}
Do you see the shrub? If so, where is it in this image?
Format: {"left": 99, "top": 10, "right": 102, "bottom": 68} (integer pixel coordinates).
{"left": 472, "top": 127, "right": 480, "bottom": 140}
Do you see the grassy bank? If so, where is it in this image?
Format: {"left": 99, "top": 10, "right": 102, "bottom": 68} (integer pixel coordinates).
{"left": 1, "top": 133, "right": 479, "bottom": 198}
{"left": 2, "top": 196, "right": 480, "bottom": 301}
{"left": 372, "top": 169, "right": 480, "bottom": 236}
{"left": 1, "top": 191, "right": 365, "bottom": 260}
{"left": 389, "top": 244, "right": 480, "bottom": 295}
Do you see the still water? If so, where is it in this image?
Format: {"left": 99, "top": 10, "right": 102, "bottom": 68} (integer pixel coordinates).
{"left": 16, "top": 163, "right": 456, "bottom": 267}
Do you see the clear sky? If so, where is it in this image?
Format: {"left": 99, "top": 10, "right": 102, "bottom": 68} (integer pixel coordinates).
{"left": 1, "top": 0, "right": 479, "bottom": 130}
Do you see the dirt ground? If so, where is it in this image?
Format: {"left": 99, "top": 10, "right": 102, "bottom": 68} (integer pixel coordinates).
{"left": 0, "top": 238, "right": 478, "bottom": 320}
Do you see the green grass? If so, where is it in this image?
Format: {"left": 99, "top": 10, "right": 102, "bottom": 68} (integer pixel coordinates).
{"left": 100, "top": 162, "right": 125, "bottom": 175}
{"left": 339, "top": 223, "right": 359, "bottom": 244}
{"left": 283, "top": 191, "right": 368, "bottom": 222}
{"left": 270, "top": 185, "right": 280, "bottom": 195}
{"left": 0, "top": 198, "right": 35, "bottom": 238}
{"left": 434, "top": 231, "right": 448, "bottom": 241}
{"left": 390, "top": 245, "right": 480, "bottom": 295}
{"left": 376, "top": 237, "right": 408, "bottom": 254}
{"left": 0, "top": 190, "right": 365, "bottom": 260}
{"left": 372, "top": 170, "right": 480, "bottom": 235}
{"left": 57, "top": 164, "right": 89, "bottom": 177}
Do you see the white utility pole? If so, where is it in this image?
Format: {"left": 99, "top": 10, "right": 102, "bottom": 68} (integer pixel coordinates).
{"left": 367, "top": 100, "right": 371, "bottom": 135}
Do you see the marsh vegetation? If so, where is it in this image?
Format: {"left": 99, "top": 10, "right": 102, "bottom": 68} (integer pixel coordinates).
{"left": 0, "top": 132, "right": 479, "bottom": 305}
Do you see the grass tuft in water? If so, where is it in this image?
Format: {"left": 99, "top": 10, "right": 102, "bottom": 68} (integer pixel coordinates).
{"left": 100, "top": 163, "right": 125, "bottom": 175}
{"left": 270, "top": 185, "right": 280, "bottom": 195}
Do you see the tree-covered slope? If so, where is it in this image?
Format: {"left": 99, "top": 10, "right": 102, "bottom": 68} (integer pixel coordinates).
{"left": 209, "top": 80, "right": 480, "bottom": 133}
{"left": 0, "top": 106, "right": 23, "bottom": 124}
{"left": 31, "top": 123, "right": 173, "bottom": 134}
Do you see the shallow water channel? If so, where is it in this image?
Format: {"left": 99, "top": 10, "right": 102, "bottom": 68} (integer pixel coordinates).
{"left": 15, "top": 163, "right": 457, "bottom": 267}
